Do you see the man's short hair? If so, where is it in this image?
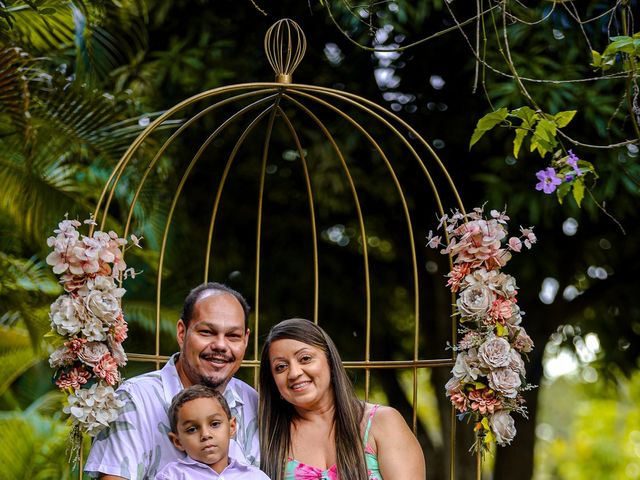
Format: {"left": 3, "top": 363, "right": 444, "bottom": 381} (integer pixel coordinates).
{"left": 168, "top": 384, "right": 232, "bottom": 434}
{"left": 181, "top": 282, "right": 250, "bottom": 329}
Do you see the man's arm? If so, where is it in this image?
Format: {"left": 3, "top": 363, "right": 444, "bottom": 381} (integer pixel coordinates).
{"left": 99, "top": 475, "right": 126, "bottom": 479}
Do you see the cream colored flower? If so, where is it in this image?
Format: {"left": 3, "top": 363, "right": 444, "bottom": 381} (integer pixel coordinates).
{"left": 78, "top": 342, "right": 110, "bottom": 367}
{"left": 488, "top": 367, "right": 521, "bottom": 398}
{"left": 457, "top": 282, "right": 495, "bottom": 319}
{"left": 479, "top": 336, "right": 511, "bottom": 368}
{"left": 50, "top": 295, "right": 84, "bottom": 336}
{"left": 452, "top": 348, "right": 483, "bottom": 381}
{"left": 85, "top": 290, "right": 121, "bottom": 326}
{"left": 490, "top": 411, "right": 517, "bottom": 446}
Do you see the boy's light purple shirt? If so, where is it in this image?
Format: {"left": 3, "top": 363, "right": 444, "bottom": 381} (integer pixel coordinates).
{"left": 154, "top": 456, "right": 270, "bottom": 480}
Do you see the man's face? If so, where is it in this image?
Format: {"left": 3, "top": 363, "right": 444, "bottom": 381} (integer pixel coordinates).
{"left": 176, "top": 292, "right": 249, "bottom": 391}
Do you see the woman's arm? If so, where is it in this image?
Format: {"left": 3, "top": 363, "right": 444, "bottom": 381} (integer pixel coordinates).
{"left": 369, "top": 406, "right": 426, "bottom": 480}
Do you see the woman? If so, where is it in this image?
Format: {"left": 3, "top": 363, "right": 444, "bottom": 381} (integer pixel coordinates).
{"left": 259, "top": 318, "right": 426, "bottom": 480}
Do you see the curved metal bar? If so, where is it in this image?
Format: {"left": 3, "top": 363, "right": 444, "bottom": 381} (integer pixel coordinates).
{"left": 252, "top": 98, "right": 282, "bottom": 386}
{"left": 154, "top": 102, "right": 277, "bottom": 359}
{"left": 121, "top": 91, "right": 280, "bottom": 242}
{"left": 278, "top": 94, "right": 372, "bottom": 399}
{"left": 285, "top": 85, "right": 463, "bottom": 431}
{"left": 276, "top": 106, "right": 320, "bottom": 325}
{"left": 93, "top": 84, "right": 280, "bottom": 230}
{"left": 283, "top": 92, "right": 422, "bottom": 412}
{"left": 203, "top": 102, "right": 280, "bottom": 281}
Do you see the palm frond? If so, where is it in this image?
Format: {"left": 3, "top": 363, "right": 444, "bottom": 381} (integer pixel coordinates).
{"left": 0, "top": 340, "right": 48, "bottom": 395}
{"left": 0, "top": 151, "right": 91, "bottom": 242}
{"left": 123, "top": 299, "right": 179, "bottom": 335}
{"left": 0, "top": 47, "right": 30, "bottom": 136}
{"left": 0, "top": 410, "right": 79, "bottom": 480}
{"left": 0, "top": 0, "right": 75, "bottom": 53}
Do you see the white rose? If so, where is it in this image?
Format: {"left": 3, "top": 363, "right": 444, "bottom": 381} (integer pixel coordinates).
{"left": 87, "top": 276, "right": 126, "bottom": 298}
{"left": 490, "top": 411, "right": 517, "bottom": 446}
{"left": 479, "top": 336, "right": 511, "bottom": 368}
{"left": 85, "top": 290, "right": 121, "bottom": 325}
{"left": 457, "top": 283, "right": 495, "bottom": 319}
{"left": 50, "top": 295, "right": 84, "bottom": 336}
{"left": 506, "top": 303, "right": 522, "bottom": 325}
{"left": 452, "top": 348, "right": 483, "bottom": 381}
{"left": 497, "top": 273, "right": 518, "bottom": 297}
{"left": 488, "top": 367, "right": 521, "bottom": 398}
{"left": 82, "top": 315, "right": 107, "bottom": 342}
{"left": 445, "top": 376, "right": 463, "bottom": 395}
{"left": 78, "top": 342, "right": 110, "bottom": 366}
{"left": 49, "top": 345, "right": 76, "bottom": 368}
{"left": 508, "top": 350, "right": 526, "bottom": 376}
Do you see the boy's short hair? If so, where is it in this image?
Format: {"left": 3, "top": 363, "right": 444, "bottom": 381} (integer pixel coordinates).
{"left": 169, "top": 384, "right": 232, "bottom": 434}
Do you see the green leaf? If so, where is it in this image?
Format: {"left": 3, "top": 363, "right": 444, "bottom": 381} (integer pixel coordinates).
{"left": 591, "top": 50, "right": 602, "bottom": 68}
{"left": 572, "top": 178, "right": 585, "bottom": 207}
{"left": 605, "top": 36, "right": 634, "bottom": 55}
{"left": 530, "top": 118, "right": 558, "bottom": 157}
{"left": 469, "top": 108, "right": 509, "bottom": 149}
{"left": 553, "top": 110, "right": 577, "bottom": 128}
{"left": 556, "top": 181, "right": 571, "bottom": 205}
{"left": 513, "top": 128, "right": 527, "bottom": 158}
{"left": 510, "top": 106, "right": 537, "bottom": 123}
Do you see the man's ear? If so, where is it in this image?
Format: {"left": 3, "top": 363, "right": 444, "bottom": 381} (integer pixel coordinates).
{"left": 169, "top": 432, "right": 185, "bottom": 452}
{"left": 176, "top": 319, "right": 186, "bottom": 350}
{"left": 229, "top": 417, "right": 237, "bottom": 438}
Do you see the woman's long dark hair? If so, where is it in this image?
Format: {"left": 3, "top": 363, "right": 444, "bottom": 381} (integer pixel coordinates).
{"left": 259, "top": 318, "right": 368, "bottom": 480}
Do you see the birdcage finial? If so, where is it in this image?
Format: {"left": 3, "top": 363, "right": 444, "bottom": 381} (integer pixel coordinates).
{"left": 264, "top": 19, "right": 306, "bottom": 84}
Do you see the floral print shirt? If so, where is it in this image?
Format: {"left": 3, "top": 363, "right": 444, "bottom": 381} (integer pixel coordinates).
{"left": 85, "top": 354, "right": 259, "bottom": 479}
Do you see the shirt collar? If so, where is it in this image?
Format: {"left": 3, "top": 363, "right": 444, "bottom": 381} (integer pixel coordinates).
{"left": 179, "top": 454, "right": 250, "bottom": 471}
{"left": 223, "top": 378, "right": 244, "bottom": 410}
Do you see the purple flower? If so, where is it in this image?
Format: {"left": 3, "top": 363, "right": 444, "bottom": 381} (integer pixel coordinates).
{"left": 566, "top": 150, "right": 582, "bottom": 176}
{"left": 535, "top": 168, "right": 562, "bottom": 194}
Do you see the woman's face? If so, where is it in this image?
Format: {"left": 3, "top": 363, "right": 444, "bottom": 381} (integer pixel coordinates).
{"left": 268, "top": 338, "right": 333, "bottom": 410}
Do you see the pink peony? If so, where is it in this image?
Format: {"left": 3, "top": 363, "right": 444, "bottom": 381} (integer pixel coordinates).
{"left": 488, "top": 297, "right": 515, "bottom": 324}
{"left": 94, "top": 354, "right": 120, "bottom": 386}
{"left": 447, "top": 263, "right": 472, "bottom": 292}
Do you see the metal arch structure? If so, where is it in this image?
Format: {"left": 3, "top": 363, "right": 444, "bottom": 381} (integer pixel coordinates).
{"left": 87, "top": 19, "right": 479, "bottom": 480}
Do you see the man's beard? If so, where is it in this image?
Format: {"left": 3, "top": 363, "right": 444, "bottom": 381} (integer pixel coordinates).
{"left": 199, "top": 375, "right": 225, "bottom": 389}
{"left": 196, "top": 351, "right": 236, "bottom": 389}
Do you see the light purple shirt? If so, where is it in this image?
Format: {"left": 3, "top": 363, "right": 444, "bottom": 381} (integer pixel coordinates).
{"left": 154, "top": 456, "right": 270, "bottom": 480}
{"left": 85, "top": 354, "right": 259, "bottom": 479}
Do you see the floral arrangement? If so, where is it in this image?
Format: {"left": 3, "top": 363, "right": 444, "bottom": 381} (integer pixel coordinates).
{"left": 46, "top": 216, "right": 140, "bottom": 460}
{"left": 427, "top": 206, "right": 536, "bottom": 453}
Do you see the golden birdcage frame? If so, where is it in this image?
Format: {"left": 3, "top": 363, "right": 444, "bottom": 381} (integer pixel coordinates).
{"left": 84, "top": 18, "right": 482, "bottom": 480}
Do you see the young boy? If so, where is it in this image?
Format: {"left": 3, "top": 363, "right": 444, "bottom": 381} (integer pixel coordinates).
{"left": 155, "top": 384, "right": 270, "bottom": 479}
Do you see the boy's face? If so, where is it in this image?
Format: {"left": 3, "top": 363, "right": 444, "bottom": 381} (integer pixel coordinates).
{"left": 169, "top": 397, "right": 237, "bottom": 473}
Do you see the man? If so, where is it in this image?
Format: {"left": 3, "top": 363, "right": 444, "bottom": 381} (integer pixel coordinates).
{"left": 85, "top": 282, "right": 259, "bottom": 479}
